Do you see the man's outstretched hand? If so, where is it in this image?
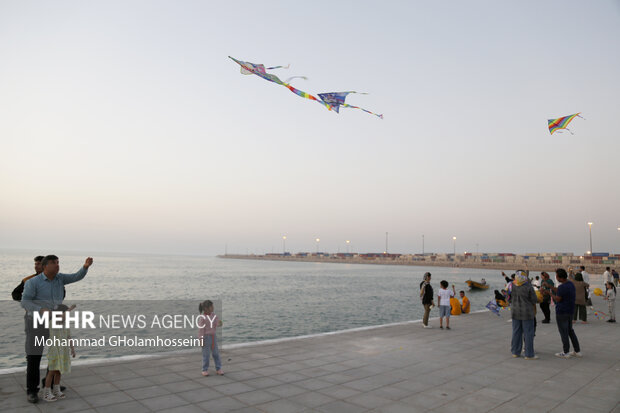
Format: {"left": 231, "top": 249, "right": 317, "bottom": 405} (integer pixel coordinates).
{"left": 84, "top": 257, "right": 94, "bottom": 268}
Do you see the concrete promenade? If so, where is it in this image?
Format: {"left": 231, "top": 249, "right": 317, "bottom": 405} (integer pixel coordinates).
{"left": 1, "top": 297, "right": 618, "bottom": 413}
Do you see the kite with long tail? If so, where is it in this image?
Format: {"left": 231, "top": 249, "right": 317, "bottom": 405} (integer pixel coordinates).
{"left": 318, "top": 92, "right": 383, "bottom": 119}
{"left": 548, "top": 113, "right": 584, "bottom": 135}
{"left": 229, "top": 56, "right": 332, "bottom": 111}
{"left": 229, "top": 56, "right": 382, "bottom": 119}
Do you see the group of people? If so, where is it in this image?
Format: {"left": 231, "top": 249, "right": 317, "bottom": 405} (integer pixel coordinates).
{"left": 13, "top": 254, "right": 227, "bottom": 404}
{"left": 13, "top": 255, "right": 93, "bottom": 403}
{"left": 419, "top": 272, "right": 470, "bottom": 329}
{"left": 508, "top": 266, "right": 616, "bottom": 361}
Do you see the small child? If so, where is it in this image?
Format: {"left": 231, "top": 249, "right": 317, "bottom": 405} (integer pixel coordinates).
{"left": 604, "top": 281, "right": 616, "bottom": 323}
{"left": 437, "top": 281, "right": 455, "bottom": 330}
{"left": 43, "top": 304, "right": 76, "bottom": 402}
{"left": 198, "top": 300, "right": 223, "bottom": 376}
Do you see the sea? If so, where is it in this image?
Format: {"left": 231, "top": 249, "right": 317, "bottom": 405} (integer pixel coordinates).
{"left": 0, "top": 250, "right": 506, "bottom": 372}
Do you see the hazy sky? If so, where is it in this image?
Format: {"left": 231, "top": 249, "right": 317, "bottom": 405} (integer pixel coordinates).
{"left": 1, "top": 1, "right": 619, "bottom": 256}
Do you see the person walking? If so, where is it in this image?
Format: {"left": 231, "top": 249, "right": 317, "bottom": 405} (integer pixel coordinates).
{"left": 509, "top": 270, "right": 538, "bottom": 359}
{"left": 551, "top": 268, "right": 582, "bottom": 358}
{"left": 420, "top": 272, "right": 434, "bottom": 329}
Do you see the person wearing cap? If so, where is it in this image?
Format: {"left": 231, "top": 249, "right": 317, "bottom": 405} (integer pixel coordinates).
{"left": 509, "top": 270, "right": 538, "bottom": 360}
{"left": 419, "top": 272, "right": 434, "bottom": 328}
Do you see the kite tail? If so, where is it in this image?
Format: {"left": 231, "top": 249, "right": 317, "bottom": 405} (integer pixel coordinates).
{"left": 266, "top": 64, "right": 290, "bottom": 70}
{"left": 341, "top": 103, "right": 383, "bottom": 119}
{"left": 283, "top": 82, "right": 333, "bottom": 111}
{"left": 285, "top": 76, "right": 308, "bottom": 83}
{"left": 577, "top": 114, "right": 586, "bottom": 120}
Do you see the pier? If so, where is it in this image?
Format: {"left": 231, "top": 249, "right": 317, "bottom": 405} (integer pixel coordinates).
{"left": 1, "top": 296, "right": 618, "bottom": 412}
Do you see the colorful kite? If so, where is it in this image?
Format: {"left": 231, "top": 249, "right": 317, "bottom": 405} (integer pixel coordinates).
{"left": 317, "top": 92, "right": 383, "bottom": 119}
{"left": 229, "top": 56, "right": 382, "bottom": 118}
{"left": 229, "top": 56, "right": 331, "bottom": 110}
{"left": 486, "top": 300, "right": 501, "bottom": 316}
{"left": 548, "top": 113, "right": 584, "bottom": 135}
{"left": 593, "top": 310, "right": 608, "bottom": 320}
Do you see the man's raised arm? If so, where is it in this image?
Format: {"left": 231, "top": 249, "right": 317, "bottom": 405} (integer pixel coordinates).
{"left": 61, "top": 257, "right": 94, "bottom": 285}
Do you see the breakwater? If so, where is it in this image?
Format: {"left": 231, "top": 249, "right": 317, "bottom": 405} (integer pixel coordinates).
{"left": 219, "top": 253, "right": 611, "bottom": 274}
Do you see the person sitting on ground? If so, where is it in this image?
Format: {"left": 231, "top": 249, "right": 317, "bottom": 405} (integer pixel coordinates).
{"left": 494, "top": 290, "right": 508, "bottom": 307}
{"left": 460, "top": 291, "right": 470, "bottom": 314}
{"left": 450, "top": 285, "right": 462, "bottom": 316}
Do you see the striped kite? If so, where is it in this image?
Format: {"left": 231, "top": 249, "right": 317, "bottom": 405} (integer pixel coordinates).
{"left": 229, "top": 56, "right": 382, "bottom": 119}
{"left": 317, "top": 92, "right": 383, "bottom": 119}
{"left": 547, "top": 113, "right": 583, "bottom": 135}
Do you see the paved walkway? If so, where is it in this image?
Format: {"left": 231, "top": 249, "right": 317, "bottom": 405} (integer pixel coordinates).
{"left": 1, "top": 296, "right": 618, "bottom": 413}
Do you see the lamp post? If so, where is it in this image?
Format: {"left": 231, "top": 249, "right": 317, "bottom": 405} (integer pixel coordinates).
{"left": 422, "top": 234, "right": 425, "bottom": 255}
{"left": 587, "top": 222, "right": 593, "bottom": 255}
{"left": 346, "top": 240, "right": 350, "bottom": 253}
{"left": 282, "top": 236, "right": 286, "bottom": 254}
{"left": 315, "top": 238, "right": 320, "bottom": 253}
{"left": 385, "top": 232, "right": 388, "bottom": 254}
{"left": 452, "top": 236, "right": 456, "bottom": 257}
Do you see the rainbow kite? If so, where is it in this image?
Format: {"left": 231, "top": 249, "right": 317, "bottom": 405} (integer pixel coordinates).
{"left": 229, "top": 56, "right": 382, "bottom": 118}
{"left": 318, "top": 92, "right": 383, "bottom": 119}
{"left": 548, "top": 113, "right": 583, "bottom": 135}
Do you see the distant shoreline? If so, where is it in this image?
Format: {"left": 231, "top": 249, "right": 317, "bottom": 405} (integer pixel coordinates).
{"left": 218, "top": 254, "right": 606, "bottom": 275}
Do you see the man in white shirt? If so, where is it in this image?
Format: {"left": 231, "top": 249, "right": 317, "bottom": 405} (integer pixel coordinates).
{"left": 604, "top": 267, "right": 612, "bottom": 284}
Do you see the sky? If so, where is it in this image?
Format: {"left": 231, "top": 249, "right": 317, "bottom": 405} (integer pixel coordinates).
{"left": 1, "top": 1, "right": 620, "bottom": 256}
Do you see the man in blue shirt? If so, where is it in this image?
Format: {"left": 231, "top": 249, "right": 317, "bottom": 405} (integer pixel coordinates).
{"left": 21, "top": 255, "right": 93, "bottom": 403}
{"left": 551, "top": 268, "right": 581, "bottom": 359}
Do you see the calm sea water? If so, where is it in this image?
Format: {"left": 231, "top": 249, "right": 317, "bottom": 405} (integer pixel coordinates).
{"left": 0, "top": 250, "right": 505, "bottom": 370}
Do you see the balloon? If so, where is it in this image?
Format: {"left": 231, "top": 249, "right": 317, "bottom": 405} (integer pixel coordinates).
{"left": 593, "top": 288, "right": 603, "bottom": 297}
{"left": 535, "top": 290, "right": 543, "bottom": 303}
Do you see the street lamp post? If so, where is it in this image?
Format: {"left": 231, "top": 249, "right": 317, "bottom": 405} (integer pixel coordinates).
{"left": 422, "top": 234, "right": 425, "bottom": 255}
{"left": 385, "top": 232, "right": 388, "bottom": 254}
{"left": 452, "top": 236, "right": 456, "bottom": 257}
{"left": 315, "top": 238, "right": 320, "bottom": 253}
{"left": 346, "top": 240, "right": 350, "bottom": 253}
{"left": 282, "top": 236, "right": 286, "bottom": 254}
{"left": 587, "top": 222, "right": 593, "bottom": 254}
